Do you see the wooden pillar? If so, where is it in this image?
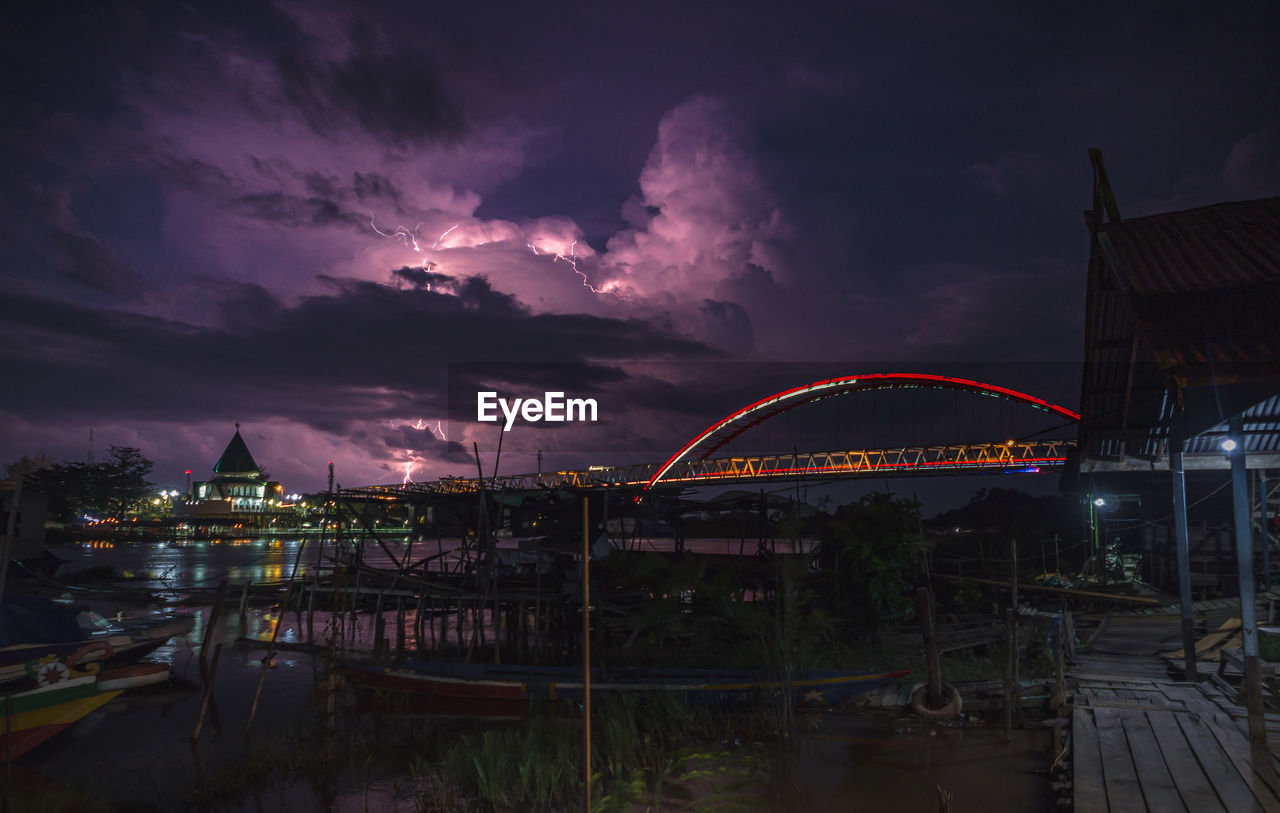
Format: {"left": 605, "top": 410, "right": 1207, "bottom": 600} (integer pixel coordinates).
{"left": 916, "top": 587, "right": 942, "bottom": 708}
{"left": 1003, "top": 609, "right": 1013, "bottom": 742}
{"left": 1172, "top": 444, "right": 1198, "bottom": 681}
{"left": 1229, "top": 414, "right": 1267, "bottom": 747}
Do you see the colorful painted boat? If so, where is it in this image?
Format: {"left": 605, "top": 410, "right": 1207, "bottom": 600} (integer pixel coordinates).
{"left": 340, "top": 660, "right": 908, "bottom": 707}
{"left": 97, "top": 662, "right": 170, "bottom": 692}
{"left": 0, "top": 674, "right": 122, "bottom": 761}
{"left": 0, "top": 596, "right": 193, "bottom": 688}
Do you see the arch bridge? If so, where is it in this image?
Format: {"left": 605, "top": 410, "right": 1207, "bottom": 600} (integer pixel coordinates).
{"left": 344, "top": 373, "right": 1079, "bottom": 499}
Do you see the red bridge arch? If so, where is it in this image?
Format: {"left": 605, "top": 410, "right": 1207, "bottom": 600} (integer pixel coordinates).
{"left": 644, "top": 373, "right": 1080, "bottom": 489}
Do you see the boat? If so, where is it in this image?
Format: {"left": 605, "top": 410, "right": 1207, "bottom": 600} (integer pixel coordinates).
{"left": 0, "top": 595, "right": 193, "bottom": 688}
{"left": 97, "top": 662, "right": 170, "bottom": 692}
{"left": 340, "top": 659, "right": 909, "bottom": 707}
{"left": 0, "top": 660, "right": 122, "bottom": 760}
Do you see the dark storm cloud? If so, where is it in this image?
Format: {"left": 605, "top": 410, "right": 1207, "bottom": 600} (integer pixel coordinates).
{"left": 352, "top": 172, "right": 405, "bottom": 207}
{"left": 0, "top": 271, "right": 712, "bottom": 435}
{"left": 391, "top": 267, "right": 451, "bottom": 289}
{"left": 235, "top": 191, "right": 361, "bottom": 228}
{"left": 50, "top": 227, "right": 144, "bottom": 296}
{"left": 275, "top": 35, "right": 463, "bottom": 144}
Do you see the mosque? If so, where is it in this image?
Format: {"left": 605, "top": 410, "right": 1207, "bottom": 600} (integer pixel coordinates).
{"left": 182, "top": 425, "right": 283, "bottom": 514}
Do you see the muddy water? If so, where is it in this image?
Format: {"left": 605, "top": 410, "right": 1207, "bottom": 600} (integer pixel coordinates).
{"left": 787, "top": 712, "right": 1056, "bottom": 811}
{"left": 17, "top": 540, "right": 1056, "bottom": 811}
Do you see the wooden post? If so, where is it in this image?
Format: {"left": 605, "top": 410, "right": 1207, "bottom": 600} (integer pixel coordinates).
{"left": 916, "top": 587, "right": 942, "bottom": 707}
{"left": 1010, "top": 538, "right": 1018, "bottom": 610}
{"left": 1010, "top": 538, "right": 1021, "bottom": 721}
{"left": 1229, "top": 414, "right": 1267, "bottom": 747}
{"left": 582, "top": 495, "right": 592, "bottom": 813}
{"left": 192, "top": 643, "right": 223, "bottom": 742}
{"left": 1003, "top": 609, "right": 1013, "bottom": 742}
{"left": 1051, "top": 612, "right": 1067, "bottom": 711}
{"left": 200, "top": 580, "right": 228, "bottom": 674}
{"left": 238, "top": 580, "right": 251, "bottom": 629}
{"left": 306, "top": 582, "right": 315, "bottom": 642}
{"left": 245, "top": 540, "right": 306, "bottom": 738}
{"left": 535, "top": 558, "right": 544, "bottom": 664}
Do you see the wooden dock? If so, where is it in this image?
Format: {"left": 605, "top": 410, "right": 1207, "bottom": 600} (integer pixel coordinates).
{"left": 1070, "top": 601, "right": 1280, "bottom": 811}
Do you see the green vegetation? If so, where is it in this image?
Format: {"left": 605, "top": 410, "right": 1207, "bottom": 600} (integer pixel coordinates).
{"left": 413, "top": 693, "right": 760, "bottom": 812}
{"left": 24, "top": 446, "right": 155, "bottom": 522}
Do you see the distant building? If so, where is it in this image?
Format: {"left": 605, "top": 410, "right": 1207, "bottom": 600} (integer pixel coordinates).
{"left": 182, "top": 426, "right": 282, "bottom": 514}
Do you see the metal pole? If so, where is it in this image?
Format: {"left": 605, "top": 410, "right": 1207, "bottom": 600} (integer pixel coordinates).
{"left": 1229, "top": 415, "right": 1266, "bottom": 747}
{"left": 1262, "top": 470, "right": 1271, "bottom": 591}
{"left": 582, "top": 495, "right": 592, "bottom": 813}
{"left": 1171, "top": 445, "right": 1197, "bottom": 681}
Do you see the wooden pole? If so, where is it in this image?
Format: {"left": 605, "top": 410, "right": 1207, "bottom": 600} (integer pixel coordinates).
{"left": 582, "top": 495, "right": 592, "bottom": 813}
{"left": 916, "top": 587, "right": 942, "bottom": 707}
{"left": 1172, "top": 444, "right": 1198, "bottom": 681}
{"left": 1229, "top": 414, "right": 1267, "bottom": 747}
{"left": 1003, "top": 609, "right": 1013, "bottom": 742}
{"left": 1010, "top": 538, "right": 1021, "bottom": 722}
{"left": 192, "top": 643, "right": 223, "bottom": 742}
{"left": 1051, "top": 611, "right": 1067, "bottom": 712}
{"left": 245, "top": 540, "right": 307, "bottom": 738}
{"left": 239, "top": 580, "right": 251, "bottom": 629}
{"left": 200, "top": 580, "right": 228, "bottom": 674}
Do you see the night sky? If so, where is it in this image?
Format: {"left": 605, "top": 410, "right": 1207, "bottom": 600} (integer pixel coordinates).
{"left": 2, "top": 1, "right": 1277, "bottom": 493}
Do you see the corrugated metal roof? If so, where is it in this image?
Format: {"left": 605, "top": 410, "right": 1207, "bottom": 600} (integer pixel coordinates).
{"left": 1097, "top": 197, "right": 1280, "bottom": 295}
{"left": 1078, "top": 194, "right": 1280, "bottom": 467}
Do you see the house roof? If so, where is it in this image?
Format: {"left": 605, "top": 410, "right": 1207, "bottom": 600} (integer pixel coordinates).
{"left": 1077, "top": 151, "right": 1280, "bottom": 471}
{"left": 214, "top": 427, "right": 260, "bottom": 476}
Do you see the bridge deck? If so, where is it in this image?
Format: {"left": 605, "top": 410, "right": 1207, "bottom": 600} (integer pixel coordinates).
{"left": 1070, "top": 605, "right": 1280, "bottom": 811}
{"left": 345, "top": 439, "right": 1075, "bottom": 498}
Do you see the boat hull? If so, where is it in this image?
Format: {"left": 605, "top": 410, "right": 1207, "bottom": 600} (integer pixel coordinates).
{"left": 341, "top": 660, "right": 907, "bottom": 707}
{"left": 1, "top": 677, "right": 122, "bottom": 760}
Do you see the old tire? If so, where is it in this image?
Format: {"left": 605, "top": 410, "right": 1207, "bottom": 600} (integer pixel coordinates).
{"left": 911, "top": 681, "right": 963, "bottom": 721}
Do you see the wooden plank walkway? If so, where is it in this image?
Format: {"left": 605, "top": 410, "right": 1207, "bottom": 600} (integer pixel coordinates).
{"left": 1070, "top": 601, "right": 1280, "bottom": 811}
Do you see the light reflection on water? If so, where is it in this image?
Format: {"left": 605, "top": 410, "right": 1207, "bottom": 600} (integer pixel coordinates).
{"left": 33, "top": 538, "right": 1052, "bottom": 811}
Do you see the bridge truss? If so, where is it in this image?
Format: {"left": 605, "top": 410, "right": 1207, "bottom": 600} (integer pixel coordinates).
{"left": 342, "top": 439, "right": 1075, "bottom": 500}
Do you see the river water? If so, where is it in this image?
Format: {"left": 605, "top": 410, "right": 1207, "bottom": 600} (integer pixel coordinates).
{"left": 12, "top": 538, "right": 1054, "bottom": 811}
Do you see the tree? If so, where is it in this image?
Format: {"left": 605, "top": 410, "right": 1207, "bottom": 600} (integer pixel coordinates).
{"left": 3, "top": 452, "right": 55, "bottom": 482}
{"left": 27, "top": 446, "right": 155, "bottom": 521}
{"left": 824, "top": 493, "right": 930, "bottom": 635}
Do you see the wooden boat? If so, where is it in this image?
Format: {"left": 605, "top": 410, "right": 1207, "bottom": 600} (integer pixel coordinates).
{"left": 340, "top": 660, "right": 908, "bottom": 707}
{"left": 97, "top": 662, "right": 170, "bottom": 692}
{"left": 0, "top": 667, "right": 122, "bottom": 761}
{"left": 0, "top": 596, "right": 193, "bottom": 688}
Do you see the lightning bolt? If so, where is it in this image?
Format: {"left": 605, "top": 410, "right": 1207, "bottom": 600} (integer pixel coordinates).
{"left": 375, "top": 212, "right": 630, "bottom": 302}
{"left": 409, "top": 418, "right": 447, "bottom": 441}
{"left": 432, "top": 223, "right": 459, "bottom": 249}
{"left": 402, "top": 459, "right": 415, "bottom": 485}
{"left": 528, "top": 239, "right": 633, "bottom": 302}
